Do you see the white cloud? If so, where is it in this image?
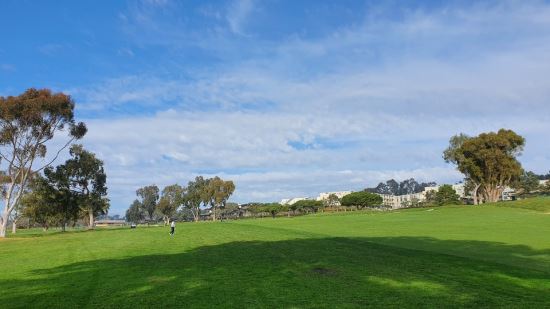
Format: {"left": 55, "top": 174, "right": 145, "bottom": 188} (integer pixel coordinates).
{"left": 69, "top": 1, "right": 550, "bottom": 214}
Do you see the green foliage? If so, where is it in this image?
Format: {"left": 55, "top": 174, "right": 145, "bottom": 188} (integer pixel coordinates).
{"left": 435, "top": 185, "right": 461, "bottom": 206}
{"left": 136, "top": 185, "right": 160, "bottom": 221}
{"left": 157, "top": 184, "right": 184, "bottom": 225}
{"left": 444, "top": 129, "right": 525, "bottom": 203}
{"left": 183, "top": 176, "right": 208, "bottom": 222}
{"left": 63, "top": 145, "right": 109, "bottom": 227}
{"left": 290, "top": 200, "right": 323, "bottom": 213}
{"left": 21, "top": 177, "right": 61, "bottom": 230}
{"left": 340, "top": 191, "right": 382, "bottom": 209}
{"left": 323, "top": 194, "right": 340, "bottom": 207}
{"left": 125, "top": 200, "right": 144, "bottom": 224}
{"left": 205, "top": 176, "right": 235, "bottom": 221}
{"left": 249, "top": 203, "right": 288, "bottom": 218}
{"left": 514, "top": 171, "right": 543, "bottom": 196}
{"left": 0, "top": 88, "right": 87, "bottom": 237}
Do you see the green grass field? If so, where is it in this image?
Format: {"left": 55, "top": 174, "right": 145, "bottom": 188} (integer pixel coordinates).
{"left": 2, "top": 198, "right": 550, "bottom": 308}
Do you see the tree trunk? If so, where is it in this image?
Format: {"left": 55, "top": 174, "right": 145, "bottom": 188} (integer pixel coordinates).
{"left": 0, "top": 211, "right": 8, "bottom": 238}
{"left": 472, "top": 183, "right": 481, "bottom": 205}
{"left": 12, "top": 220, "right": 17, "bottom": 234}
{"left": 88, "top": 211, "right": 95, "bottom": 229}
{"left": 212, "top": 207, "right": 216, "bottom": 222}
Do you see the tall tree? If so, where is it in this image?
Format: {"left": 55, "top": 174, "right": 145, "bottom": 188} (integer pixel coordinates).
{"left": 126, "top": 200, "right": 144, "bottom": 224}
{"left": 43, "top": 165, "right": 81, "bottom": 231}
{"left": 63, "top": 145, "right": 109, "bottom": 229}
{"left": 136, "top": 185, "right": 159, "bottom": 222}
{"left": 444, "top": 134, "right": 482, "bottom": 204}
{"left": 444, "top": 130, "right": 525, "bottom": 203}
{"left": 158, "top": 184, "right": 184, "bottom": 225}
{"left": 183, "top": 176, "right": 208, "bottom": 222}
{"left": 21, "top": 177, "right": 61, "bottom": 231}
{"left": 206, "top": 177, "right": 235, "bottom": 221}
{"left": 0, "top": 89, "right": 86, "bottom": 237}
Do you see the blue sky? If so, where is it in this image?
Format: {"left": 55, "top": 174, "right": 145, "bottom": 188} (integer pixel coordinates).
{"left": 1, "top": 0, "right": 550, "bottom": 215}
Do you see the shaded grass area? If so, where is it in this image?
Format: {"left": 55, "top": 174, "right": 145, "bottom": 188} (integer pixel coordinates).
{"left": 1, "top": 202, "right": 550, "bottom": 308}
{"left": 1, "top": 237, "right": 549, "bottom": 308}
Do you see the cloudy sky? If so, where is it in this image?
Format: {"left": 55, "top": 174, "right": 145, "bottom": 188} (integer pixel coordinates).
{"left": 1, "top": 0, "right": 550, "bottom": 215}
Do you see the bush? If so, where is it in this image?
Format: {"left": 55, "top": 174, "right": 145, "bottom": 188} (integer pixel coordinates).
{"left": 341, "top": 192, "right": 382, "bottom": 209}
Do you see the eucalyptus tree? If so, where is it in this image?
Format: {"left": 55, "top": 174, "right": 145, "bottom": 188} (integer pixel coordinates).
{"left": 126, "top": 199, "right": 144, "bottom": 224}
{"left": 183, "top": 176, "right": 208, "bottom": 222}
{"left": 0, "top": 89, "right": 86, "bottom": 237}
{"left": 206, "top": 176, "right": 235, "bottom": 221}
{"left": 158, "top": 184, "right": 184, "bottom": 225}
{"left": 64, "top": 145, "right": 109, "bottom": 228}
{"left": 136, "top": 185, "right": 160, "bottom": 222}
{"left": 444, "top": 129, "right": 524, "bottom": 203}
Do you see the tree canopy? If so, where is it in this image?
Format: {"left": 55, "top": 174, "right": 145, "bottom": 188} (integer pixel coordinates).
{"left": 0, "top": 88, "right": 86, "bottom": 237}
{"left": 136, "top": 185, "right": 160, "bottom": 221}
{"left": 341, "top": 192, "right": 382, "bottom": 209}
{"left": 434, "top": 185, "right": 461, "bottom": 206}
{"left": 444, "top": 129, "right": 525, "bottom": 203}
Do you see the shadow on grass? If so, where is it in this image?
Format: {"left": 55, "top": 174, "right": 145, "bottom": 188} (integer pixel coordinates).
{"left": 2, "top": 237, "right": 549, "bottom": 308}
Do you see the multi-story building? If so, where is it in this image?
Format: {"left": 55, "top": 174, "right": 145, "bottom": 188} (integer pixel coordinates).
{"left": 316, "top": 191, "right": 353, "bottom": 201}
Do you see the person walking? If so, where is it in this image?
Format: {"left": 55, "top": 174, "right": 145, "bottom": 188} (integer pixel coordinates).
{"left": 169, "top": 220, "right": 175, "bottom": 236}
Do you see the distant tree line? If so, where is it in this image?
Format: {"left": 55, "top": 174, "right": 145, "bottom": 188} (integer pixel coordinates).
{"left": 125, "top": 176, "right": 235, "bottom": 224}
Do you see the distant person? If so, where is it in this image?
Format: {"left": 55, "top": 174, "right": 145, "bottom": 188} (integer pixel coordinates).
{"left": 169, "top": 220, "right": 175, "bottom": 236}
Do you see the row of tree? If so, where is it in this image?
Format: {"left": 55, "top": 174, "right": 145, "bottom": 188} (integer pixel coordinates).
{"left": 246, "top": 192, "right": 385, "bottom": 218}
{"left": 125, "top": 176, "right": 235, "bottom": 224}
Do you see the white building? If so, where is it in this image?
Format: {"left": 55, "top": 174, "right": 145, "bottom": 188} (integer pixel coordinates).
{"left": 280, "top": 197, "right": 309, "bottom": 205}
{"left": 316, "top": 191, "right": 353, "bottom": 201}
{"left": 379, "top": 183, "right": 467, "bottom": 209}
{"left": 378, "top": 192, "right": 425, "bottom": 209}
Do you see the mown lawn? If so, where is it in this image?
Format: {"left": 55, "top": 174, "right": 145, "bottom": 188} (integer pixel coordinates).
{"left": 1, "top": 198, "right": 549, "bottom": 308}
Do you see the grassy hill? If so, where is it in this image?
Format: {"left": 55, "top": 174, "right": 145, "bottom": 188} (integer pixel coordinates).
{"left": 1, "top": 198, "right": 549, "bottom": 308}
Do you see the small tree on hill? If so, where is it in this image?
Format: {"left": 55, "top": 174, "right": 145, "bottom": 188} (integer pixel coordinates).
{"left": 435, "top": 185, "right": 461, "bottom": 206}
{"left": 323, "top": 194, "right": 340, "bottom": 209}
